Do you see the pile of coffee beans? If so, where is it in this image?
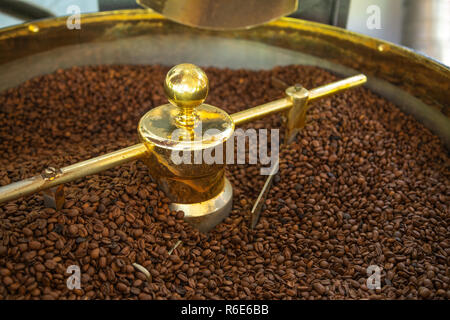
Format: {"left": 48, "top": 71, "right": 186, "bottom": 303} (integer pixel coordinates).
{"left": 0, "top": 65, "right": 448, "bottom": 300}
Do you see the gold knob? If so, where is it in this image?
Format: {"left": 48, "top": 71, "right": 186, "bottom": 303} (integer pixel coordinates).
{"left": 164, "top": 63, "right": 209, "bottom": 127}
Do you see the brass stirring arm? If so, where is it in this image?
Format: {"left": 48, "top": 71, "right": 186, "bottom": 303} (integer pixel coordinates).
{"left": 0, "top": 73, "right": 366, "bottom": 205}
{"left": 232, "top": 74, "right": 367, "bottom": 126}
{"left": 0, "top": 144, "right": 148, "bottom": 204}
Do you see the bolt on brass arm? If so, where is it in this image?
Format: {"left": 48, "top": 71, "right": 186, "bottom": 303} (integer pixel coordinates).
{"left": 0, "top": 74, "right": 366, "bottom": 205}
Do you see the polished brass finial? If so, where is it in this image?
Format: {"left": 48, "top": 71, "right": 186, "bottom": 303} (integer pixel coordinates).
{"left": 164, "top": 63, "right": 209, "bottom": 127}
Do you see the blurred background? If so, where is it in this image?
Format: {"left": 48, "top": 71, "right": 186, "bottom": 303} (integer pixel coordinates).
{"left": 0, "top": 0, "right": 448, "bottom": 66}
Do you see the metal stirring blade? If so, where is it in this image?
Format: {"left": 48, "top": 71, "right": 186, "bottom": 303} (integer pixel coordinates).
{"left": 137, "top": 0, "right": 298, "bottom": 30}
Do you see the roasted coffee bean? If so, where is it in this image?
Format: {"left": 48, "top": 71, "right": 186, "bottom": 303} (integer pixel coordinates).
{"left": 0, "top": 65, "right": 448, "bottom": 300}
{"left": 90, "top": 248, "right": 100, "bottom": 259}
{"left": 28, "top": 241, "right": 41, "bottom": 250}
{"left": 419, "top": 287, "right": 432, "bottom": 299}
{"left": 99, "top": 256, "right": 107, "bottom": 268}
{"left": 313, "top": 283, "right": 326, "bottom": 295}
{"left": 68, "top": 225, "right": 78, "bottom": 236}
{"left": 44, "top": 260, "right": 57, "bottom": 270}
{"left": 117, "top": 283, "right": 129, "bottom": 293}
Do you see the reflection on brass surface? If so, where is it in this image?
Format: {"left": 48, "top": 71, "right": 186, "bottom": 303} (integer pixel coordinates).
{"left": 138, "top": 64, "right": 234, "bottom": 204}
{"left": 164, "top": 63, "right": 209, "bottom": 127}
{"left": 140, "top": 145, "right": 226, "bottom": 203}
{"left": 138, "top": 103, "right": 234, "bottom": 150}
